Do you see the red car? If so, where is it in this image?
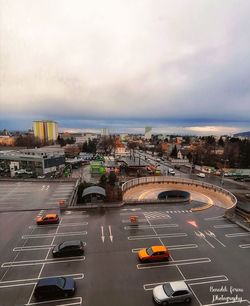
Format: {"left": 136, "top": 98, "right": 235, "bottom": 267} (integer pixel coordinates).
{"left": 36, "top": 214, "right": 59, "bottom": 225}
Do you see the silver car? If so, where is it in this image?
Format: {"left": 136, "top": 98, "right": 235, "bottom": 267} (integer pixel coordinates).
{"left": 153, "top": 281, "right": 192, "bottom": 305}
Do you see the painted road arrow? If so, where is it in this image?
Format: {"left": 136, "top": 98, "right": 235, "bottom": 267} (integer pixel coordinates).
{"left": 101, "top": 226, "right": 105, "bottom": 243}
{"left": 109, "top": 225, "right": 113, "bottom": 242}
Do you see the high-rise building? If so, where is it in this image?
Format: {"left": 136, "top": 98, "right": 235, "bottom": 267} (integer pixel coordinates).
{"left": 101, "top": 128, "right": 109, "bottom": 137}
{"left": 145, "top": 126, "right": 152, "bottom": 140}
{"left": 33, "top": 120, "right": 58, "bottom": 143}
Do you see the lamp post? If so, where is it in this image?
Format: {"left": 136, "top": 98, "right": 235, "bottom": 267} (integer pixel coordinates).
{"left": 221, "top": 158, "right": 229, "bottom": 186}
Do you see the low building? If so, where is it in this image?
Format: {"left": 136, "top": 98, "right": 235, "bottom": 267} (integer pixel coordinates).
{"left": 0, "top": 136, "right": 15, "bottom": 146}
{"left": 0, "top": 147, "right": 65, "bottom": 177}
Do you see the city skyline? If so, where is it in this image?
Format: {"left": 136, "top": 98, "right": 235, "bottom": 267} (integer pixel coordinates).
{"left": 0, "top": 1, "right": 250, "bottom": 135}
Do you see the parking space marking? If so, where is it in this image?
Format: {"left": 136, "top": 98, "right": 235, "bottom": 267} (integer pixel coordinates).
{"left": 128, "top": 233, "right": 187, "bottom": 240}
{"left": 122, "top": 219, "right": 148, "bottom": 223}
{"left": 29, "top": 222, "right": 88, "bottom": 229}
{"left": 124, "top": 223, "right": 178, "bottom": 230}
{"left": 132, "top": 244, "right": 198, "bottom": 253}
{"left": 202, "top": 300, "right": 250, "bottom": 306}
{"left": 121, "top": 208, "right": 141, "bottom": 211}
{"left": 0, "top": 273, "right": 84, "bottom": 288}
{"left": 204, "top": 216, "right": 225, "bottom": 221}
{"left": 2, "top": 256, "right": 85, "bottom": 268}
{"left": 143, "top": 275, "right": 228, "bottom": 290}
{"left": 137, "top": 257, "right": 211, "bottom": 269}
{"left": 25, "top": 297, "right": 82, "bottom": 306}
{"left": 225, "top": 232, "right": 250, "bottom": 238}
{"left": 13, "top": 242, "right": 87, "bottom": 252}
{"left": 61, "top": 215, "right": 89, "bottom": 219}
{"left": 22, "top": 231, "right": 87, "bottom": 239}
{"left": 213, "top": 224, "right": 238, "bottom": 229}
{"left": 239, "top": 244, "right": 250, "bottom": 248}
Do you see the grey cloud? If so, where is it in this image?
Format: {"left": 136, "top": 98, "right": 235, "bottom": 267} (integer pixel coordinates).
{"left": 0, "top": 0, "right": 250, "bottom": 129}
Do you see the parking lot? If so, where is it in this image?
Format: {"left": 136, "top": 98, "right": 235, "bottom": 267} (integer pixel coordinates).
{"left": 0, "top": 181, "right": 75, "bottom": 211}
{"left": 0, "top": 202, "right": 249, "bottom": 306}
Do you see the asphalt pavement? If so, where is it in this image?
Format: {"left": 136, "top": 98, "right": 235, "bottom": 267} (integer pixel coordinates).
{"left": 0, "top": 203, "right": 249, "bottom": 306}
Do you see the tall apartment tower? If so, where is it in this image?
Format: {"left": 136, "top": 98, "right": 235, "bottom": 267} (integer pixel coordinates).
{"left": 145, "top": 126, "right": 152, "bottom": 140}
{"left": 33, "top": 120, "right": 58, "bottom": 143}
{"left": 101, "top": 128, "right": 109, "bottom": 137}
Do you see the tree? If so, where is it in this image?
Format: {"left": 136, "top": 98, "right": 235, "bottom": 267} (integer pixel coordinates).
{"left": 170, "top": 145, "right": 178, "bottom": 158}
{"left": 108, "top": 172, "right": 117, "bottom": 186}
{"left": 99, "top": 174, "right": 107, "bottom": 187}
{"left": 57, "top": 135, "right": 66, "bottom": 147}
{"left": 98, "top": 136, "right": 115, "bottom": 155}
{"left": 218, "top": 137, "right": 224, "bottom": 147}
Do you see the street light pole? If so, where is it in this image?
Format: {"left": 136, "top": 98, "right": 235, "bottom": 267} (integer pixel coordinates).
{"left": 221, "top": 158, "right": 229, "bottom": 187}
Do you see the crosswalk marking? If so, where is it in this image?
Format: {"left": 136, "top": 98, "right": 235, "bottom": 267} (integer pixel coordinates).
{"left": 143, "top": 211, "right": 170, "bottom": 220}
{"left": 166, "top": 210, "right": 192, "bottom": 214}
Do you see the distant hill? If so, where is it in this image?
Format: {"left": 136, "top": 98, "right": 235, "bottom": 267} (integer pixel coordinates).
{"left": 234, "top": 131, "right": 250, "bottom": 138}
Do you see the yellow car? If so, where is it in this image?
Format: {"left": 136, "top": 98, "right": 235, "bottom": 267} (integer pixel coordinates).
{"left": 138, "top": 246, "right": 170, "bottom": 262}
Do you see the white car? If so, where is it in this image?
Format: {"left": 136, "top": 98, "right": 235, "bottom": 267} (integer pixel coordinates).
{"left": 197, "top": 172, "right": 205, "bottom": 178}
{"left": 153, "top": 281, "right": 192, "bottom": 305}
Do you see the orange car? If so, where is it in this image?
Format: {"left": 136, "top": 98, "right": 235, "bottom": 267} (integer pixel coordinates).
{"left": 138, "top": 245, "right": 169, "bottom": 262}
{"left": 36, "top": 214, "right": 59, "bottom": 225}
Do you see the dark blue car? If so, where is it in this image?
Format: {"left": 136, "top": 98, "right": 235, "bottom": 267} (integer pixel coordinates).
{"left": 34, "top": 277, "right": 76, "bottom": 300}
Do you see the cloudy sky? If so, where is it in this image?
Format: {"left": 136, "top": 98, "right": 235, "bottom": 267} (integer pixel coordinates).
{"left": 0, "top": 0, "right": 250, "bottom": 135}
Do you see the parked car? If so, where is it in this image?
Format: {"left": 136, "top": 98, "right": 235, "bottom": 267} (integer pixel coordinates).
{"left": 196, "top": 172, "right": 205, "bottom": 178}
{"left": 138, "top": 246, "right": 169, "bottom": 262}
{"left": 168, "top": 168, "right": 175, "bottom": 176}
{"left": 153, "top": 281, "right": 192, "bottom": 305}
{"left": 53, "top": 240, "right": 84, "bottom": 257}
{"left": 34, "top": 277, "right": 76, "bottom": 300}
{"left": 36, "top": 214, "right": 59, "bottom": 225}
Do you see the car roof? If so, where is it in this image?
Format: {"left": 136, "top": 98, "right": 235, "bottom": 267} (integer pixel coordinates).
{"left": 60, "top": 240, "right": 82, "bottom": 247}
{"left": 170, "top": 281, "right": 189, "bottom": 292}
{"left": 44, "top": 214, "right": 58, "bottom": 218}
{"left": 151, "top": 245, "right": 167, "bottom": 252}
{"left": 36, "top": 277, "right": 63, "bottom": 287}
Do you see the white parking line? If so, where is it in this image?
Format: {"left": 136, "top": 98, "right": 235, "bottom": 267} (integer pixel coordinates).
{"left": 128, "top": 233, "right": 188, "bottom": 240}
{"left": 2, "top": 256, "right": 85, "bottom": 268}
{"left": 204, "top": 216, "right": 225, "bottom": 221}
{"left": 25, "top": 297, "right": 82, "bottom": 306}
{"left": 122, "top": 219, "right": 147, "bottom": 223}
{"left": 13, "top": 243, "right": 87, "bottom": 252}
{"left": 203, "top": 300, "right": 250, "bottom": 306}
{"left": 29, "top": 222, "right": 88, "bottom": 229}
{"left": 0, "top": 273, "right": 84, "bottom": 288}
{"left": 239, "top": 244, "right": 250, "bottom": 248}
{"left": 225, "top": 232, "right": 250, "bottom": 238}
{"left": 22, "top": 231, "right": 87, "bottom": 239}
{"left": 124, "top": 224, "right": 178, "bottom": 230}
{"left": 61, "top": 215, "right": 89, "bottom": 219}
{"left": 143, "top": 275, "right": 228, "bottom": 290}
{"left": 132, "top": 244, "right": 198, "bottom": 253}
{"left": 137, "top": 257, "right": 211, "bottom": 269}
{"left": 213, "top": 224, "right": 238, "bottom": 229}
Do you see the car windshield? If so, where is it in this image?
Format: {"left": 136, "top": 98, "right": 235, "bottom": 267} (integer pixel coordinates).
{"left": 163, "top": 283, "right": 174, "bottom": 297}
{"left": 56, "top": 277, "right": 66, "bottom": 288}
{"left": 146, "top": 247, "right": 154, "bottom": 256}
